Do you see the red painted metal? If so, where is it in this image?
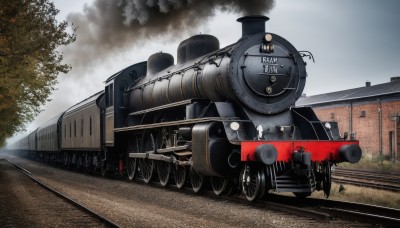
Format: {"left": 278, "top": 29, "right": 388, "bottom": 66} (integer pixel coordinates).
{"left": 119, "top": 159, "right": 124, "bottom": 175}
{"left": 241, "top": 140, "right": 360, "bottom": 162}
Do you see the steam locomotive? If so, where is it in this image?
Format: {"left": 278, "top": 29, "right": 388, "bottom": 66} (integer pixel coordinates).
{"left": 10, "top": 16, "right": 362, "bottom": 201}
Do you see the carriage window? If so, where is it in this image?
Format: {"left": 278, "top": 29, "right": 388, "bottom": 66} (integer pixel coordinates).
{"left": 105, "top": 84, "right": 114, "bottom": 107}
{"left": 64, "top": 125, "right": 66, "bottom": 138}
{"left": 109, "top": 84, "right": 114, "bottom": 106}
{"left": 90, "top": 116, "right": 92, "bottom": 136}
{"left": 81, "top": 119, "right": 84, "bottom": 137}
{"left": 105, "top": 85, "right": 109, "bottom": 107}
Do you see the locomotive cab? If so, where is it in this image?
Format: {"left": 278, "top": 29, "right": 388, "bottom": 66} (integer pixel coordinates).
{"left": 100, "top": 62, "right": 147, "bottom": 174}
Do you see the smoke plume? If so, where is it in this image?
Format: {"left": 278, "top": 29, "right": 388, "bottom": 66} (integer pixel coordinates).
{"left": 63, "top": 0, "right": 275, "bottom": 75}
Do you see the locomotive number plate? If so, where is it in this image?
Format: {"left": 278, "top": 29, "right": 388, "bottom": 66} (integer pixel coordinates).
{"left": 264, "top": 65, "right": 278, "bottom": 74}
{"left": 261, "top": 57, "right": 278, "bottom": 64}
{"left": 262, "top": 57, "right": 279, "bottom": 74}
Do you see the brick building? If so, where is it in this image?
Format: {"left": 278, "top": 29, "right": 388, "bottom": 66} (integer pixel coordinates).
{"left": 296, "top": 77, "right": 400, "bottom": 160}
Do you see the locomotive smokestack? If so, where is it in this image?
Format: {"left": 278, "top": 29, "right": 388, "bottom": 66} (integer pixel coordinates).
{"left": 237, "top": 15, "right": 269, "bottom": 38}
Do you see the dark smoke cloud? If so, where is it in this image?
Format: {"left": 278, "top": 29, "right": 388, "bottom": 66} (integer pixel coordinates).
{"left": 63, "top": 0, "right": 275, "bottom": 75}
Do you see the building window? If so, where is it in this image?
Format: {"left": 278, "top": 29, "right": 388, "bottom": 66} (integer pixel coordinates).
{"left": 81, "top": 119, "right": 84, "bottom": 137}
{"left": 330, "top": 113, "right": 335, "bottom": 120}
{"left": 70, "top": 123, "right": 71, "bottom": 138}
{"left": 360, "top": 111, "right": 366, "bottom": 117}
{"left": 64, "top": 125, "right": 66, "bottom": 138}
{"left": 74, "top": 120, "right": 76, "bottom": 137}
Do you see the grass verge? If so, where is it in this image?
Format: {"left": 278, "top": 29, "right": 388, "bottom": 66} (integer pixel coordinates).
{"left": 311, "top": 182, "right": 400, "bottom": 209}
{"left": 337, "top": 156, "right": 400, "bottom": 172}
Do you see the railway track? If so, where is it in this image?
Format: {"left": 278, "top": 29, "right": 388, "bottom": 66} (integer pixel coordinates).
{"left": 5, "top": 158, "right": 121, "bottom": 228}
{"left": 5, "top": 155, "right": 400, "bottom": 227}
{"left": 268, "top": 195, "right": 400, "bottom": 227}
{"left": 333, "top": 167, "right": 400, "bottom": 192}
{"left": 138, "top": 175, "right": 400, "bottom": 226}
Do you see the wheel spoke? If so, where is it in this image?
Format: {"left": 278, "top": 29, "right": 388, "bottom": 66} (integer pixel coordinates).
{"left": 127, "top": 138, "right": 139, "bottom": 181}
{"left": 173, "top": 164, "right": 186, "bottom": 189}
{"left": 157, "top": 161, "right": 171, "bottom": 186}
{"left": 140, "top": 159, "right": 154, "bottom": 183}
{"left": 241, "top": 166, "right": 266, "bottom": 201}
{"left": 190, "top": 167, "right": 204, "bottom": 193}
{"left": 140, "top": 133, "right": 155, "bottom": 184}
{"left": 127, "top": 158, "right": 137, "bottom": 181}
{"left": 323, "top": 161, "right": 332, "bottom": 197}
{"left": 211, "top": 176, "right": 229, "bottom": 196}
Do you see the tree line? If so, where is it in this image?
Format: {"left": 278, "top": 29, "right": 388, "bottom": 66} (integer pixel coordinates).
{"left": 0, "top": 0, "right": 75, "bottom": 147}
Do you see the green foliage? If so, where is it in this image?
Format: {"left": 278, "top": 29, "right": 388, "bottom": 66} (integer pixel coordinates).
{"left": 0, "top": 0, "right": 75, "bottom": 146}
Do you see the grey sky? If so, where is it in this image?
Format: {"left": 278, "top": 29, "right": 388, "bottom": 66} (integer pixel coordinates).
{"left": 7, "top": 0, "right": 400, "bottom": 143}
{"left": 269, "top": 0, "right": 400, "bottom": 95}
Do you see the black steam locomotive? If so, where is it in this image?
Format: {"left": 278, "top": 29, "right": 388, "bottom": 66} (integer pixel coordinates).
{"left": 11, "top": 16, "right": 361, "bottom": 201}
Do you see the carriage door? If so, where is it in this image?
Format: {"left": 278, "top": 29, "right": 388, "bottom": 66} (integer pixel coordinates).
{"left": 105, "top": 83, "right": 115, "bottom": 146}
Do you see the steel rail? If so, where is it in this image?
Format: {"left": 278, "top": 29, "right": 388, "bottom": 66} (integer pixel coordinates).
{"left": 6, "top": 159, "right": 121, "bottom": 228}
{"left": 333, "top": 167, "right": 400, "bottom": 192}
{"left": 267, "top": 195, "right": 400, "bottom": 226}
{"left": 332, "top": 178, "right": 400, "bottom": 192}
{"left": 7, "top": 155, "right": 399, "bottom": 226}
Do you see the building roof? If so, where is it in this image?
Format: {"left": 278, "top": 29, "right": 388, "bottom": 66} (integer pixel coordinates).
{"left": 296, "top": 78, "right": 400, "bottom": 106}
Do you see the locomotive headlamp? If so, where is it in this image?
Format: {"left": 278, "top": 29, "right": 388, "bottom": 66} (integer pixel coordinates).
{"left": 256, "top": 125, "right": 264, "bottom": 139}
{"left": 265, "top": 34, "right": 273, "bottom": 42}
{"left": 230, "top": 122, "right": 240, "bottom": 131}
{"left": 324, "top": 122, "right": 331, "bottom": 130}
{"left": 261, "top": 44, "right": 274, "bottom": 53}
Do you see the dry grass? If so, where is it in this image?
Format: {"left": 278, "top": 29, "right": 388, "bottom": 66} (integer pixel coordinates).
{"left": 311, "top": 182, "right": 400, "bottom": 209}
{"left": 279, "top": 156, "right": 400, "bottom": 209}
{"left": 327, "top": 156, "right": 400, "bottom": 209}
{"left": 337, "top": 155, "right": 400, "bottom": 172}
